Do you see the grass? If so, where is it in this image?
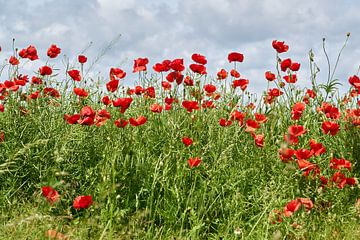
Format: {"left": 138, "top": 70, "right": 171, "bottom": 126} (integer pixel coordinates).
{"left": 0, "top": 38, "right": 360, "bottom": 239}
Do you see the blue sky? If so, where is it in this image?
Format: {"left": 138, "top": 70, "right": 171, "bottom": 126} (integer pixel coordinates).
{"left": 0, "top": 0, "right": 359, "bottom": 93}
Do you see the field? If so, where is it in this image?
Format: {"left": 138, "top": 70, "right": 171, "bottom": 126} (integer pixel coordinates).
{"left": 0, "top": 39, "right": 359, "bottom": 239}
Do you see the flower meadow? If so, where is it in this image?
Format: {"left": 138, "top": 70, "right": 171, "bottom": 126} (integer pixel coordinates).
{"left": 0, "top": 36, "right": 359, "bottom": 239}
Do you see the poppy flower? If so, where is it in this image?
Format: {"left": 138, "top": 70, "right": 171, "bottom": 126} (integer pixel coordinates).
{"left": 228, "top": 52, "right": 244, "bottom": 63}
{"left": 283, "top": 74, "right": 297, "bottom": 83}
{"left": 295, "top": 149, "right": 313, "bottom": 160}
{"left": 321, "top": 121, "right": 340, "bottom": 135}
{"left": 290, "top": 62, "right": 300, "bottom": 71}
{"left": 78, "top": 55, "right": 87, "bottom": 64}
{"left": 265, "top": 71, "right": 276, "bottom": 81}
{"left": 0, "top": 104, "right": 4, "bottom": 112}
{"left": 217, "top": 69, "right": 228, "bottom": 80}
{"left": 166, "top": 71, "right": 184, "bottom": 84}
{"left": 112, "top": 97, "right": 133, "bottom": 113}
{"left": 306, "top": 89, "right": 316, "bottom": 98}
{"left": 169, "top": 59, "right": 185, "bottom": 72}
{"left": 144, "top": 86, "right": 156, "bottom": 98}
{"left": 251, "top": 133, "right": 265, "bottom": 147}
{"left": 31, "top": 76, "right": 43, "bottom": 85}
{"left": 280, "top": 58, "right": 292, "bottom": 72}
{"left": 114, "top": 118, "right": 128, "bottom": 128}
{"left": 245, "top": 119, "right": 260, "bottom": 133}
{"left": 43, "top": 88, "right": 60, "bottom": 98}
{"left": 153, "top": 60, "right": 171, "bottom": 72}
{"left": 254, "top": 113, "right": 268, "bottom": 124}
{"left": 309, "top": 139, "right": 326, "bottom": 156}
{"left": 19, "top": 45, "right": 39, "bottom": 61}
{"left": 272, "top": 40, "right": 289, "bottom": 53}
{"left": 219, "top": 118, "right": 232, "bottom": 127}
{"left": 133, "top": 57, "right": 149, "bottom": 72}
{"left": 9, "top": 56, "right": 19, "bottom": 65}
{"left": 284, "top": 134, "right": 299, "bottom": 145}
{"left": 284, "top": 199, "right": 301, "bottom": 217}
{"left": 232, "top": 79, "right": 249, "bottom": 91}
{"left": 39, "top": 66, "right": 53, "bottom": 76}
{"left": 296, "top": 159, "right": 320, "bottom": 177}
{"left": 184, "top": 76, "right": 194, "bottom": 86}
{"left": 230, "top": 69, "right": 240, "bottom": 78}
{"left": 150, "top": 103, "right": 163, "bottom": 113}
{"left": 182, "top": 100, "right": 200, "bottom": 112}
{"left": 0, "top": 131, "right": 4, "bottom": 143}
{"left": 110, "top": 68, "right": 126, "bottom": 80}
{"left": 191, "top": 53, "right": 207, "bottom": 65}
{"left": 182, "top": 137, "right": 193, "bottom": 147}
{"left": 319, "top": 103, "right": 341, "bottom": 120}
{"left": 279, "top": 147, "right": 295, "bottom": 162}
{"left": 73, "top": 195, "right": 93, "bottom": 209}
{"left": 268, "top": 88, "right": 283, "bottom": 97}
{"left": 161, "top": 81, "right": 172, "bottom": 90}
{"left": 67, "top": 69, "right": 81, "bottom": 81}
{"left": 190, "top": 64, "right": 207, "bottom": 75}
{"left": 298, "top": 198, "right": 313, "bottom": 212}
{"left": 204, "top": 84, "right": 216, "bottom": 94}
{"left": 47, "top": 44, "right": 61, "bottom": 58}
{"left": 348, "top": 75, "right": 360, "bottom": 89}
{"left": 106, "top": 80, "right": 119, "bottom": 93}
{"left": 73, "top": 88, "right": 88, "bottom": 98}
{"left": 291, "top": 102, "right": 305, "bottom": 120}
{"left": 288, "top": 125, "right": 306, "bottom": 137}
{"left": 129, "top": 116, "right": 147, "bottom": 126}
{"left": 230, "top": 110, "right": 245, "bottom": 125}
{"left": 64, "top": 114, "right": 81, "bottom": 124}
{"left": 188, "top": 157, "right": 201, "bottom": 168}
{"left": 80, "top": 106, "right": 96, "bottom": 119}
{"left": 165, "top": 97, "right": 176, "bottom": 105}
{"left": 41, "top": 186, "right": 60, "bottom": 205}
{"left": 102, "top": 96, "right": 111, "bottom": 106}
{"left": 330, "top": 158, "right": 351, "bottom": 170}
{"left": 134, "top": 85, "right": 144, "bottom": 95}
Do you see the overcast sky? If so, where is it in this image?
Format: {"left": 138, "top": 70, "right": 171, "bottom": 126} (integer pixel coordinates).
{"left": 0, "top": 0, "right": 359, "bottom": 94}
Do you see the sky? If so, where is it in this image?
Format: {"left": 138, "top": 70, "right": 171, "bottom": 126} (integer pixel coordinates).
{"left": 0, "top": 0, "right": 359, "bottom": 94}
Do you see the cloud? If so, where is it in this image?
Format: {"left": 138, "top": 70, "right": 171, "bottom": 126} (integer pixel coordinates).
{"left": 0, "top": 0, "right": 359, "bottom": 94}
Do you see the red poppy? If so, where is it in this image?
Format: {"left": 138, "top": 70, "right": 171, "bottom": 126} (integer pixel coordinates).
{"left": 295, "top": 148, "right": 313, "bottom": 160}
{"left": 129, "top": 116, "right": 147, "bottom": 126}
{"left": 133, "top": 57, "right": 149, "bottom": 72}
{"left": 0, "top": 104, "right": 4, "bottom": 112}
{"left": 190, "top": 64, "right": 207, "bottom": 75}
{"left": 188, "top": 157, "right": 201, "bottom": 168}
{"left": 31, "top": 76, "right": 43, "bottom": 85}
{"left": 165, "top": 97, "right": 176, "bottom": 105}
{"left": 182, "top": 100, "right": 200, "bottom": 112}
{"left": 298, "top": 198, "right": 313, "bottom": 212}
{"left": 290, "top": 62, "right": 300, "bottom": 71}
{"left": 78, "top": 55, "right": 87, "bottom": 64}
{"left": 245, "top": 119, "right": 260, "bottom": 132}
{"left": 219, "top": 118, "right": 232, "bottom": 127}
{"left": 114, "top": 118, "right": 128, "bottom": 128}
{"left": 268, "top": 88, "right": 283, "bottom": 97}
{"left": 288, "top": 125, "right": 306, "bottom": 137}
{"left": 19, "top": 45, "right": 39, "bottom": 61}
{"left": 144, "top": 86, "right": 156, "bottom": 98}
{"left": 110, "top": 68, "right": 126, "bottom": 80}
{"left": 280, "top": 58, "right": 292, "bottom": 72}
{"left": 349, "top": 75, "right": 360, "bottom": 89}
{"left": 169, "top": 59, "right": 185, "bottom": 71}
{"left": 265, "top": 71, "right": 276, "bottom": 81}
{"left": 279, "top": 147, "right": 295, "bottom": 162}
{"left": 296, "top": 159, "right": 320, "bottom": 177}
{"left": 106, "top": 80, "right": 119, "bottom": 93}
{"left": 39, "top": 66, "right": 53, "bottom": 76}
{"left": 330, "top": 158, "right": 351, "bottom": 170}
{"left": 73, "top": 88, "right": 88, "bottom": 98}
{"left": 73, "top": 195, "right": 93, "bottom": 209}
{"left": 228, "top": 52, "right": 244, "bottom": 63}
{"left": 112, "top": 97, "right": 133, "bottom": 113}
{"left": 67, "top": 69, "right": 81, "bottom": 81}
{"left": 232, "top": 79, "right": 249, "bottom": 90}
{"left": 191, "top": 53, "right": 207, "bottom": 65}
{"left": 319, "top": 103, "right": 341, "bottom": 120}
{"left": 291, "top": 102, "right": 305, "bottom": 120}
{"left": 254, "top": 113, "right": 268, "bottom": 124}
{"left": 217, "top": 69, "right": 228, "bottom": 80}
{"left": 161, "top": 81, "right": 172, "bottom": 90}
{"left": 102, "top": 96, "right": 111, "bottom": 106}
{"left": 283, "top": 74, "right": 297, "bottom": 83}
{"left": 184, "top": 76, "right": 194, "bottom": 86}
{"left": 321, "top": 121, "right": 340, "bottom": 135}
{"left": 47, "top": 44, "right": 61, "bottom": 58}
{"left": 272, "top": 40, "right": 289, "bottom": 53}
{"left": 251, "top": 133, "right": 265, "bottom": 147}
{"left": 284, "top": 199, "right": 301, "bottom": 217}
{"left": 43, "top": 88, "right": 60, "bottom": 98}
{"left": 9, "top": 56, "right": 19, "bottom": 65}
{"left": 182, "top": 137, "right": 193, "bottom": 147}
{"left": 306, "top": 89, "right": 316, "bottom": 98}
{"left": 309, "top": 139, "right": 326, "bottom": 156}
{"left": 41, "top": 186, "right": 60, "bottom": 205}
{"left": 204, "top": 84, "right": 216, "bottom": 94}
{"left": 166, "top": 71, "right": 184, "bottom": 84}
{"left": 64, "top": 114, "right": 81, "bottom": 124}
{"left": 230, "top": 110, "right": 245, "bottom": 125}
{"left": 0, "top": 131, "right": 4, "bottom": 143}
{"left": 153, "top": 60, "right": 171, "bottom": 72}
{"left": 284, "top": 134, "right": 299, "bottom": 145}
{"left": 134, "top": 85, "right": 144, "bottom": 95}
{"left": 230, "top": 69, "right": 240, "bottom": 78}
{"left": 150, "top": 103, "right": 163, "bottom": 113}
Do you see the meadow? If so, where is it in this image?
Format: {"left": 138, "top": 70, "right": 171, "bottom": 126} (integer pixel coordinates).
{"left": 0, "top": 37, "right": 359, "bottom": 239}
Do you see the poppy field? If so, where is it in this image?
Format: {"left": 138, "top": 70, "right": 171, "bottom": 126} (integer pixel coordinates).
{"left": 0, "top": 37, "right": 360, "bottom": 239}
